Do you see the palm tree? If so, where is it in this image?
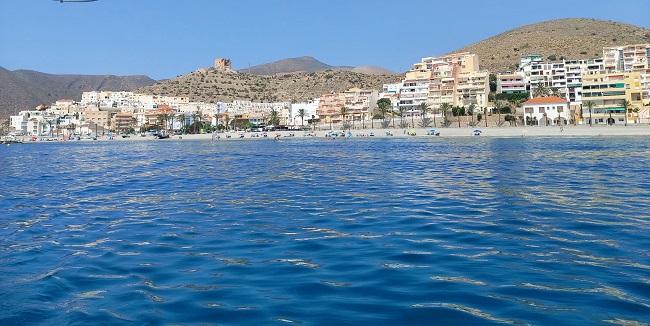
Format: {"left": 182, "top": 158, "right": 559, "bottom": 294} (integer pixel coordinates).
{"left": 533, "top": 84, "right": 551, "bottom": 98}
{"left": 298, "top": 108, "right": 306, "bottom": 127}
{"left": 440, "top": 103, "right": 452, "bottom": 127}
{"left": 418, "top": 102, "right": 431, "bottom": 127}
{"left": 584, "top": 101, "right": 595, "bottom": 126}
{"left": 269, "top": 108, "right": 280, "bottom": 127}
{"left": 468, "top": 103, "right": 476, "bottom": 126}
{"left": 494, "top": 100, "right": 505, "bottom": 126}
{"left": 339, "top": 106, "right": 347, "bottom": 130}
{"left": 623, "top": 100, "right": 632, "bottom": 126}
{"left": 398, "top": 106, "right": 407, "bottom": 128}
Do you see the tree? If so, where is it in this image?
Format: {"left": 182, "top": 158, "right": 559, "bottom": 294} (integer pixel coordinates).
{"left": 397, "top": 106, "right": 407, "bottom": 128}
{"left": 377, "top": 98, "right": 392, "bottom": 128}
{"left": 623, "top": 100, "right": 632, "bottom": 126}
{"left": 440, "top": 103, "right": 452, "bottom": 127}
{"left": 468, "top": 103, "right": 476, "bottom": 126}
{"left": 298, "top": 108, "right": 306, "bottom": 127}
{"left": 532, "top": 84, "right": 552, "bottom": 98}
{"left": 494, "top": 100, "right": 505, "bottom": 126}
{"left": 418, "top": 102, "right": 431, "bottom": 127}
{"left": 268, "top": 108, "right": 280, "bottom": 127}
{"left": 584, "top": 101, "right": 595, "bottom": 126}
{"left": 339, "top": 106, "right": 347, "bottom": 130}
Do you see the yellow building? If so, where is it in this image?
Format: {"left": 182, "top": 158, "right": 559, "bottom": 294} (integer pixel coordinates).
{"left": 581, "top": 71, "right": 645, "bottom": 124}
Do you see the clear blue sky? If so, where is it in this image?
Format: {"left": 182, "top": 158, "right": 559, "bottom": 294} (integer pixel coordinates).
{"left": 1, "top": 0, "right": 648, "bottom": 80}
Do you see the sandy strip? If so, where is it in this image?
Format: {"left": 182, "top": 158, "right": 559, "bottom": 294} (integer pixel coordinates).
{"left": 11, "top": 125, "right": 650, "bottom": 143}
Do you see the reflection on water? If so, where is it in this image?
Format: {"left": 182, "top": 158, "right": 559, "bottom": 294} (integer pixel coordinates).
{"left": 1, "top": 137, "right": 649, "bottom": 325}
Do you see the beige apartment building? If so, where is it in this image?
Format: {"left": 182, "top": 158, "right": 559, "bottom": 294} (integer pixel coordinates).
{"left": 83, "top": 109, "right": 113, "bottom": 129}
{"left": 603, "top": 44, "right": 650, "bottom": 72}
{"left": 317, "top": 92, "right": 346, "bottom": 124}
{"left": 317, "top": 88, "right": 378, "bottom": 124}
{"left": 399, "top": 52, "right": 489, "bottom": 113}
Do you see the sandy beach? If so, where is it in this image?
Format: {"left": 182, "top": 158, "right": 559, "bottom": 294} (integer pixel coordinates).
{"left": 9, "top": 125, "right": 650, "bottom": 143}
{"left": 81, "top": 125, "right": 650, "bottom": 141}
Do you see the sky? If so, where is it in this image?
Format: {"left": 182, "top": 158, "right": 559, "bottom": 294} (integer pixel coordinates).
{"left": 0, "top": 0, "right": 648, "bottom": 80}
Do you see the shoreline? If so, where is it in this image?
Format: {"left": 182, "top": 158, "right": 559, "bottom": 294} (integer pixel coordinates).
{"left": 9, "top": 125, "right": 650, "bottom": 143}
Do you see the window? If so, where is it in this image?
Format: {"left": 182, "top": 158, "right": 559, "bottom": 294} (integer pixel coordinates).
{"left": 538, "top": 107, "right": 545, "bottom": 114}
{"left": 557, "top": 107, "right": 564, "bottom": 112}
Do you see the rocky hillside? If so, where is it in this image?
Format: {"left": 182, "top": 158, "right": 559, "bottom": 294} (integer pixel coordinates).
{"left": 0, "top": 67, "right": 155, "bottom": 118}
{"left": 138, "top": 69, "right": 402, "bottom": 103}
{"left": 453, "top": 18, "right": 650, "bottom": 72}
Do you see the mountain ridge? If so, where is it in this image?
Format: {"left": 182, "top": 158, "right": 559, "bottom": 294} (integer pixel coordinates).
{"left": 0, "top": 67, "right": 156, "bottom": 118}
{"left": 239, "top": 56, "right": 394, "bottom": 76}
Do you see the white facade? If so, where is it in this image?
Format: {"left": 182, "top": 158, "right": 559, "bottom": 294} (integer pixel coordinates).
{"left": 290, "top": 99, "right": 320, "bottom": 126}
{"left": 522, "top": 98, "right": 570, "bottom": 126}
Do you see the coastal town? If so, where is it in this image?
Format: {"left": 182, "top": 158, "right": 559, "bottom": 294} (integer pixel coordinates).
{"left": 4, "top": 43, "right": 650, "bottom": 140}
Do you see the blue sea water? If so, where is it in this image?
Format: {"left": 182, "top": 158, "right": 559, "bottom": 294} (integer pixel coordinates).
{"left": 1, "top": 137, "right": 649, "bottom": 325}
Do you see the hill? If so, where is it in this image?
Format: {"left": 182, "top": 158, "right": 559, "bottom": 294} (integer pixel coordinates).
{"left": 240, "top": 56, "right": 342, "bottom": 75}
{"left": 239, "top": 56, "right": 394, "bottom": 76}
{"left": 453, "top": 18, "right": 650, "bottom": 72}
{"left": 0, "top": 67, "right": 155, "bottom": 118}
{"left": 139, "top": 69, "right": 401, "bottom": 103}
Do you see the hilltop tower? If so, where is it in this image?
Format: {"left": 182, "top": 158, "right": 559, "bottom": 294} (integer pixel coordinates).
{"left": 213, "top": 58, "right": 235, "bottom": 73}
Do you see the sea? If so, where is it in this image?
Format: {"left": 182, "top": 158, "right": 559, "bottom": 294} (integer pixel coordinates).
{"left": 1, "top": 137, "right": 649, "bottom": 325}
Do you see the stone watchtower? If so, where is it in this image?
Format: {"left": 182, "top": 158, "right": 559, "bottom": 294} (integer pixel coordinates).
{"left": 213, "top": 58, "right": 234, "bottom": 72}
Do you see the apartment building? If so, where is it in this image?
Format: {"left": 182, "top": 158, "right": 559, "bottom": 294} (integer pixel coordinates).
{"left": 456, "top": 70, "right": 490, "bottom": 108}
{"left": 317, "top": 92, "right": 346, "bottom": 124}
{"left": 496, "top": 72, "right": 527, "bottom": 94}
{"left": 379, "top": 83, "right": 401, "bottom": 110}
{"left": 519, "top": 56, "right": 568, "bottom": 98}
{"left": 290, "top": 99, "right": 320, "bottom": 126}
{"left": 603, "top": 44, "right": 650, "bottom": 72}
{"left": 581, "top": 71, "right": 644, "bottom": 125}
{"left": 112, "top": 112, "right": 135, "bottom": 132}
{"left": 399, "top": 67, "right": 431, "bottom": 116}
{"left": 399, "top": 52, "right": 487, "bottom": 115}
{"left": 83, "top": 109, "right": 114, "bottom": 129}
{"left": 564, "top": 58, "right": 604, "bottom": 107}
{"left": 342, "top": 88, "right": 379, "bottom": 122}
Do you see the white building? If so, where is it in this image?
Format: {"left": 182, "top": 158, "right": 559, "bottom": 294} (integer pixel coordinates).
{"left": 9, "top": 110, "right": 57, "bottom": 136}
{"left": 290, "top": 99, "right": 320, "bottom": 126}
{"left": 522, "top": 96, "right": 570, "bottom": 126}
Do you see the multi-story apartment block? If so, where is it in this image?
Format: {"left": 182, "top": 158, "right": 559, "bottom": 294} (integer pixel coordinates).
{"left": 317, "top": 88, "right": 377, "bottom": 124}
{"left": 342, "top": 88, "right": 379, "bottom": 122}
{"left": 317, "top": 92, "right": 346, "bottom": 124}
{"left": 519, "top": 58, "right": 568, "bottom": 98}
{"left": 496, "top": 72, "right": 527, "bottom": 94}
{"left": 455, "top": 71, "right": 490, "bottom": 108}
{"left": 379, "top": 83, "right": 401, "bottom": 110}
{"left": 581, "top": 71, "right": 645, "bottom": 125}
{"left": 603, "top": 44, "right": 650, "bottom": 72}
{"left": 399, "top": 67, "right": 431, "bottom": 116}
{"left": 290, "top": 99, "right": 320, "bottom": 126}
{"left": 399, "top": 52, "right": 487, "bottom": 116}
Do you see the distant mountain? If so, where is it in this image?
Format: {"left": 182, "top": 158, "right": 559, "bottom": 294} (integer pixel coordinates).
{"left": 451, "top": 18, "right": 650, "bottom": 72}
{"left": 239, "top": 56, "right": 394, "bottom": 76}
{"left": 0, "top": 67, "right": 156, "bottom": 118}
